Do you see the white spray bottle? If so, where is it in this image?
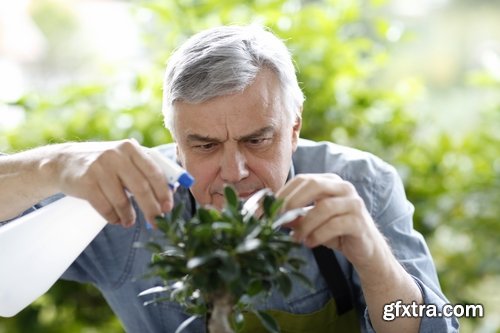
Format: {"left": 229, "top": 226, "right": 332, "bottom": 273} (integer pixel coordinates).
{"left": 0, "top": 149, "right": 194, "bottom": 317}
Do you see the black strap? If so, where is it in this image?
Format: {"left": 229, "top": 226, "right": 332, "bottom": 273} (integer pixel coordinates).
{"left": 312, "top": 246, "right": 354, "bottom": 315}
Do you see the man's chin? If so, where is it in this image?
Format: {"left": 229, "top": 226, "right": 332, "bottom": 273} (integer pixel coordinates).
{"left": 237, "top": 192, "right": 256, "bottom": 201}
{"left": 209, "top": 194, "right": 226, "bottom": 210}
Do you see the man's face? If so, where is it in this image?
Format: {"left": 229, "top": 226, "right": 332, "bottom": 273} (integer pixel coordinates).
{"left": 173, "top": 68, "right": 301, "bottom": 209}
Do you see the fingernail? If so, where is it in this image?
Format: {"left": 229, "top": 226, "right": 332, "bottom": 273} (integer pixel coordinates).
{"left": 304, "top": 238, "right": 314, "bottom": 248}
{"left": 162, "top": 200, "right": 172, "bottom": 212}
{"left": 290, "top": 231, "right": 302, "bottom": 244}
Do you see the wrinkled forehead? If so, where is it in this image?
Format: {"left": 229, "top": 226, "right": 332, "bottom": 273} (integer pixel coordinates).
{"left": 171, "top": 69, "right": 289, "bottom": 138}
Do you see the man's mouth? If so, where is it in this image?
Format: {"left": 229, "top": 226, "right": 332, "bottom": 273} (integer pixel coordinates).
{"left": 237, "top": 191, "right": 257, "bottom": 200}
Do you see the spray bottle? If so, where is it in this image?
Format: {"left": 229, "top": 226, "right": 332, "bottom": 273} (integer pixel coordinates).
{"left": 0, "top": 149, "right": 193, "bottom": 317}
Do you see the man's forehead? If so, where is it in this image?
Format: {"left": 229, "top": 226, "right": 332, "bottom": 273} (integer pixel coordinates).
{"left": 172, "top": 69, "right": 286, "bottom": 140}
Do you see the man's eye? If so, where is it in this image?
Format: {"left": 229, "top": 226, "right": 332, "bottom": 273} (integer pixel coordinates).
{"left": 195, "top": 143, "right": 217, "bottom": 151}
{"left": 247, "top": 137, "right": 271, "bottom": 146}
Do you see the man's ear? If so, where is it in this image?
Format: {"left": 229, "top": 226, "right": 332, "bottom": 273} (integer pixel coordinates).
{"left": 291, "top": 109, "right": 302, "bottom": 151}
{"left": 175, "top": 145, "right": 185, "bottom": 167}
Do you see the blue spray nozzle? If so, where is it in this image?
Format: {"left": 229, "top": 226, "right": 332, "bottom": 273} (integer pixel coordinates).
{"left": 178, "top": 173, "right": 195, "bottom": 188}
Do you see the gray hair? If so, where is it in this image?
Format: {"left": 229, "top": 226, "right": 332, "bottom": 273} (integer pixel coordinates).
{"left": 162, "top": 25, "right": 304, "bottom": 133}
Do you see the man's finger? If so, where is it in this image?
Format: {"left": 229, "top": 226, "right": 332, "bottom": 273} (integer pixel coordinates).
{"left": 131, "top": 148, "right": 173, "bottom": 213}
{"left": 95, "top": 170, "right": 136, "bottom": 227}
{"left": 88, "top": 187, "right": 129, "bottom": 226}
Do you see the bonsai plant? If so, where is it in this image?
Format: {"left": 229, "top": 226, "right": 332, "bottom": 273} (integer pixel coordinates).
{"left": 137, "top": 186, "right": 312, "bottom": 333}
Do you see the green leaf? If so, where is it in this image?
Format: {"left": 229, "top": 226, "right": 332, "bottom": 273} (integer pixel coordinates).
{"left": 151, "top": 253, "right": 163, "bottom": 264}
{"left": 246, "top": 280, "right": 263, "bottom": 296}
{"left": 191, "top": 224, "right": 213, "bottom": 239}
{"left": 218, "top": 260, "right": 240, "bottom": 283}
{"left": 276, "top": 272, "right": 293, "bottom": 296}
{"left": 211, "top": 222, "right": 234, "bottom": 231}
{"left": 287, "top": 257, "right": 306, "bottom": 270}
{"left": 253, "top": 310, "right": 280, "bottom": 333}
{"left": 236, "top": 238, "right": 262, "bottom": 253}
{"left": 155, "top": 215, "right": 171, "bottom": 233}
{"left": 187, "top": 250, "right": 229, "bottom": 270}
{"left": 197, "top": 207, "right": 221, "bottom": 223}
{"left": 187, "top": 255, "right": 215, "bottom": 270}
{"left": 141, "top": 241, "right": 163, "bottom": 252}
{"left": 232, "top": 310, "right": 245, "bottom": 331}
{"left": 245, "top": 225, "right": 262, "bottom": 240}
{"left": 174, "top": 315, "right": 199, "bottom": 333}
{"left": 270, "top": 199, "right": 284, "bottom": 219}
{"left": 224, "top": 186, "right": 239, "bottom": 209}
{"left": 262, "top": 195, "right": 284, "bottom": 219}
{"left": 197, "top": 207, "right": 215, "bottom": 224}
{"left": 137, "top": 285, "right": 168, "bottom": 297}
{"left": 263, "top": 195, "right": 274, "bottom": 218}
{"left": 171, "top": 202, "right": 185, "bottom": 223}
{"left": 160, "top": 248, "right": 185, "bottom": 258}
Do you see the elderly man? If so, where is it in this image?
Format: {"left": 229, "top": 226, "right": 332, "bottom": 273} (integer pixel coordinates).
{"left": 1, "top": 25, "right": 457, "bottom": 332}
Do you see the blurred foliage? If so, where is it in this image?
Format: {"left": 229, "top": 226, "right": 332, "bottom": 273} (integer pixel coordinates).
{"left": 0, "top": 281, "right": 121, "bottom": 333}
{"left": 1, "top": 0, "right": 499, "bottom": 332}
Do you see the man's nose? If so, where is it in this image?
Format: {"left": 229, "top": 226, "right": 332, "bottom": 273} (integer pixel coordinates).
{"left": 220, "top": 146, "right": 249, "bottom": 183}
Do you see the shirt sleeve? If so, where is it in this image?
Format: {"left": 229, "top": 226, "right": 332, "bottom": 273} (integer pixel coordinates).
{"left": 0, "top": 208, "right": 34, "bottom": 225}
{"left": 0, "top": 194, "right": 65, "bottom": 225}
{"left": 359, "top": 165, "right": 460, "bottom": 332}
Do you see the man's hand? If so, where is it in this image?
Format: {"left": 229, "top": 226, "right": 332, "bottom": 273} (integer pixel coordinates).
{"left": 44, "top": 139, "right": 173, "bottom": 227}
{"left": 277, "top": 173, "right": 423, "bottom": 333}
{"left": 276, "top": 173, "right": 382, "bottom": 269}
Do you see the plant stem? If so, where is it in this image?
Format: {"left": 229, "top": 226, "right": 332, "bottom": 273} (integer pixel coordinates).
{"left": 208, "top": 292, "right": 234, "bottom": 333}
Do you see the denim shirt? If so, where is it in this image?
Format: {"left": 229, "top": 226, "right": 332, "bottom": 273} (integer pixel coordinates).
{"left": 2, "top": 140, "right": 459, "bottom": 332}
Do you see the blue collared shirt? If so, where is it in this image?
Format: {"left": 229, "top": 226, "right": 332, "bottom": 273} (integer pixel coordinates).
{"left": 2, "top": 139, "right": 459, "bottom": 332}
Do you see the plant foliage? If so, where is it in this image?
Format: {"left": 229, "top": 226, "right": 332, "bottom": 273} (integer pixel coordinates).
{"left": 137, "top": 186, "right": 310, "bottom": 333}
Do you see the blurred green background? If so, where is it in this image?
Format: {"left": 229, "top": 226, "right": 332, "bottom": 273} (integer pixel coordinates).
{"left": 0, "top": 0, "right": 498, "bottom": 332}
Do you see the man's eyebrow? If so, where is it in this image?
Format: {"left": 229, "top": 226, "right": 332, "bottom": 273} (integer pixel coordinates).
{"left": 186, "top": 126, "right": 275, "bottom": 144}
{"left": 186, "top": 134, "right": 221, "bottom": 143}
{"left": 236, "top": 126, "right": 275, "bottom": 141}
